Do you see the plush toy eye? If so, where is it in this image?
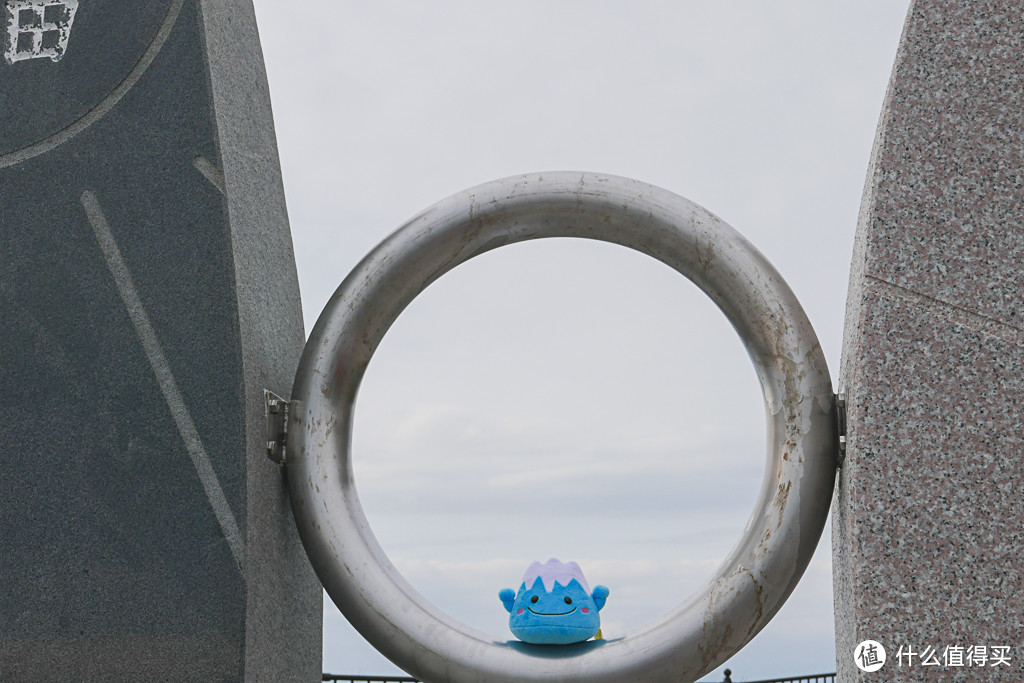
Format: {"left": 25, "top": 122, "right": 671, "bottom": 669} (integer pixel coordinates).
{"left": 530, "top": 595, "right": 539, "bottom": 604}
{"left": 564, "top": 597, "right": 572, "bottom": 604}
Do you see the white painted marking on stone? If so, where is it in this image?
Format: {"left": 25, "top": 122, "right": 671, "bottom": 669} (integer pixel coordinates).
{"left": 0, "top": 0, "right": 184, "bottom": 169}
{"left": 4, "top": 0, "right": 78, "bottom": 64}
{"left": 192, "top": 155, "right": 226, "bottom": 195}
{"left": 80, "top": 190, "right": 245, "bottom": 574}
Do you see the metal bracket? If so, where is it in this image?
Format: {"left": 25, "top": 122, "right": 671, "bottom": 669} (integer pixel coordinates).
{"left": 265, "top": 389, "right": 289, "bottom": 466}
{"left": 836, "top": 391, "right": 847, "bottom": 467}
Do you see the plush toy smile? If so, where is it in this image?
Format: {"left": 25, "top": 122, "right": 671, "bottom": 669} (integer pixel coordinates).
{"left": 499, "top": 559, "right": 609, "bottom": 645}
{"left": 529, "top": 606, "right": 576, "bottom": 616}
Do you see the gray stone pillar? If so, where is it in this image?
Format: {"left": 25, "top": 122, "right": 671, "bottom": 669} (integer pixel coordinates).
{"left": 0, "top": 0, "right": 321, "bottom": 679}
{"left": 835, "top": 0, "right": 1024, "bottom": 680}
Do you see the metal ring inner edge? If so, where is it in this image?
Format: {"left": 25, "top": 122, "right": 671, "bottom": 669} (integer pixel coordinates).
{"left": 288, "top": 172, "right": 837, "bottom": 683}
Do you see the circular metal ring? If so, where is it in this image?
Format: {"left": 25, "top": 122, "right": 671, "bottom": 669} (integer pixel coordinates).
{"left": 288, "top": 172, "right": 837, "bottom": 683}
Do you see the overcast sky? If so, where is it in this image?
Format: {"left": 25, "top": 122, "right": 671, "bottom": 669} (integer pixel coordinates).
{"left": 251, "top": 2, "right": 912, "bottom": 679}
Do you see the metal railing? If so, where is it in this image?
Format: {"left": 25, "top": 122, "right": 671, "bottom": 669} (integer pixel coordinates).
{"left": 723, "top": 670, "right": 836, "bottom": 683}
{"left": 322, "top": 671, "right": 837, "bottom": 683}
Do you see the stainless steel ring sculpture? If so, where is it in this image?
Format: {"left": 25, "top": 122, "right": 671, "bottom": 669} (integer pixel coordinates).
{"left": 288, "top": 172, "right": 838, "bottom": 683}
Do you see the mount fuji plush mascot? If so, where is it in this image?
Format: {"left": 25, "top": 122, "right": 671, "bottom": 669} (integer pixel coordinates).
{"left": 499, "top": 559, "right": 609, "bottom": 644}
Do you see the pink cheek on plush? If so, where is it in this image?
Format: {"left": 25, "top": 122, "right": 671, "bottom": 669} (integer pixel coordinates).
{"left": 517, "top": 608, "right": 524, "bottom": 615}
{"left": 581, "top": 607, "right": 590, "bottom": 614}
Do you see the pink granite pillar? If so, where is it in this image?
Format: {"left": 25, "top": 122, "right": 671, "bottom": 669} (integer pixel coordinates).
{"left": 835, "top": 0, "right": 1024, "bottom": 680}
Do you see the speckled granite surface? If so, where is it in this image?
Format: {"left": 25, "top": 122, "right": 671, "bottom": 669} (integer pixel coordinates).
{"left": 0, "top": 0, "right": 320, "bottom": 678}
{"left": 835, "top": 0, "right": 1024, "bottom": 680}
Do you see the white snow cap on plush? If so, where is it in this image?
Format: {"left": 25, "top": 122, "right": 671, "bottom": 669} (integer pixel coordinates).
{"left": 522, "top": 558, "right": 591, "bottom": 594}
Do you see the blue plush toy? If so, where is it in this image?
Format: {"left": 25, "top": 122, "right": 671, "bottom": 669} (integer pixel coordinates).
{"left": 499, "top": 558, "right": 609, "bottom": 645}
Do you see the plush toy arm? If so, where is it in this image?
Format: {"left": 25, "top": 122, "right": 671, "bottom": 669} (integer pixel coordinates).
{"left": 499, "top": 588, "right": 516, "bottom": 613}
{"left": 591, "top": 585, "right": 609, "bottom": 611}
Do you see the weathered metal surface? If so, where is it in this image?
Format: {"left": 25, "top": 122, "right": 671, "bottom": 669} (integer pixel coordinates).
{"left": 289, "top": 172, "right": 837, "bottom": 683}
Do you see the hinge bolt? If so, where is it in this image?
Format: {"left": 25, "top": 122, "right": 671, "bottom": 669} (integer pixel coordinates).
{"left": 265, "top": 389, "right": 289, "bottom": 466}
{"left": 836, "top": 392, "right": 847, "bottom": 467}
